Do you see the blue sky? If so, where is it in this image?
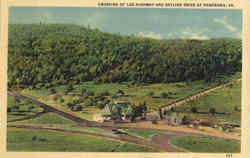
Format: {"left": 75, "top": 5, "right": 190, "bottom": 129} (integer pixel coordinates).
{"left": 9, "top": 7, "right": 242, "bottom": 40}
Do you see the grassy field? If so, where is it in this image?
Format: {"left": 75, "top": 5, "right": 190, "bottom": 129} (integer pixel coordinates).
{"left": 169, "top": 136, "right": 240, "bottom": 153}
{"left": 7, "top": 128, "right": 158, "bottom": 152}
{"left": 174, "top": 81, "right": 241, "bottom": 124}
{"left": 7, "top": 95, "right": 44, "bottom": 121}
{"left": 8, "top": 113, "right": 76, "bottom": 126}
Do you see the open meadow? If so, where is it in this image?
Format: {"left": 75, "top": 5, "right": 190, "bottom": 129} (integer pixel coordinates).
{"left": 7, "top": 128, "right": 157, "bottom": 152}
{"left": 169, "top": 136, "right": 240, "bottom": 153}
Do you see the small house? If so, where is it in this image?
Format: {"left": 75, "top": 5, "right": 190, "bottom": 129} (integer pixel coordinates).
{"left": 96, "top": 101, "right": 133, "bottom": 122}
{"left": 116, "top": 90, "right": 125, "bottom": 96}
{"left": 93, "top": 114, "right": 105, "bottom": 123}
{"left": 146, "top": 111, "right": 161, "bottom": 121}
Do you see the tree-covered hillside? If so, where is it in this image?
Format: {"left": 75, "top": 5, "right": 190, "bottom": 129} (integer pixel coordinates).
{"left": 8, "top": 24, "right": 242, "bottom": 89}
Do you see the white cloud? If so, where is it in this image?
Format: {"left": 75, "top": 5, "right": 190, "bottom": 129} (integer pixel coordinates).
{"left": 214, "top": 16, "right": 236, "bottom": 31}
{"left": 214, "top": 16, "right": 241, "bottom": 38}
{"left": 137, "top": 32, "right": 163, "bottom": 39}
{"left": 180, "top": 28, "right": 209, "bottom": 40}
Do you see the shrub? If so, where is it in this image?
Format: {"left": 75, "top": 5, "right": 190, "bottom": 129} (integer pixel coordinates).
{"left": 127, "top": 83, "right": 133, "bottom": 88}
{"left": 170, "top": 107, "right": 175, "bottom": 112}
{"left": 102, "top": 90, "right": 110, "bottom": 96}
{"left": 73, "top": 97, "right": 80, "bottom": 105}
{"left": 97, "top": 96, "right": 105, "bottom": 101}
{"left": 234, "top": 106, "right": 240, "bottom": 112}
{"left": 200, "top": 121, "right": 213, "bottom": 127}
{"left": 60, "top": 98, "right": 64, "bottom": 103}
{"left": 32, "top": 136, "right": 37, "bottom": 141}
{"left": 53, "top": 95, "right": 58, "bottom": 101}
{"left": 23, "top": 100, "right": 32, "bottom": 106}
{"left": 67, "top": 103, "right": 74, "bottom": 109}
{"left": 28, "top": 105, "right": 35, "bottom": 111}
{"left": 96, "top": 92, "right": 107, "bottom": 98}
{"left": 12, "top": 105, "right": 19, "bottom": 112}
{"left": 161, "top": 92, "right": 168, "bottom": 98}
{"left": 181, "top": 116, "right": 190, "bottom": 125}
{"left": 163, "top": 109, "right": 167, "bottom": 115}
{"left": 15, "top": 97, "right": 21, "bottom": 103}
{"left": 116, "top": 89, "right": 125, "bottom": 95}
{"left": 158, "top": 108, "right": 163, "bottom": 120}
{"left": 81, "top": 88, "right": 87, "bottom": 96}
{"left": 191, "top": 107, "right": 197, "bottom": 113}
{"left": 152, "top": 119, "right": 158, "bottom": 124}
{"left": 93, "top": 78, "right": 102, "bottom": 84}
{"left": 209, "top": 107, "right": 216, "bottom": 114}
{"left": 86, "top": 91, "right": 95, "bottom": 96}
{"left": 50, "top": 88, "right": 56, "bottom": 94}
{"left": 147, "top": 91, "right": 154, "bottom": 96}
{"left": 86, "top": 98, "right": 96, "bottom": 106}
{"left": 97, "top": 102, "right": 105, "bottom": 109}
{"left": 103, "top": 99, "right": 110, "bottom": 105}
{"left": 168, "top": 91, "right": 176, "bottom": 95}
{"left": 7, "top": 107, "right": 12, "bottom": 112}
{"left": 77, "top": 105, "right": 83, "bottom": 111}
{"left": 66, "top": 84, "right": 74, "bottom": 93}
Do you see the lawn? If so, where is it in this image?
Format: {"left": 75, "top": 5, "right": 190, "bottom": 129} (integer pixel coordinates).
{"left": 7, "top": 95, "right": 44, "bottom": 121}
{"left": 7, "top": 128, "right": 158, "bottom": 152}
{"left": 21, "top": 88, "right": 51, "bottom": 99}
{"left": 169, "top": 136, "right": 240, "bottom": 153}
{"left": 8, "top": 113, "right": 76, "bottom": 126}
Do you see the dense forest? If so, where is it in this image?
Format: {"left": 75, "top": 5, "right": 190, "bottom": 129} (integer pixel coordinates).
{"left": 8, "top": 24, "right": 242, "bottom": 89}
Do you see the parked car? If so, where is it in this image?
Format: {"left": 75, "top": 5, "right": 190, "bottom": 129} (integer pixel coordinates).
{"left": 111, "top": 129, "right": 128, "bottom": 135}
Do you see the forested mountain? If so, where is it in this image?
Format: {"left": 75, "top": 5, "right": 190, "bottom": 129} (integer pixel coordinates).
{"left": 8, "top": 24, "right": 242, "bottom": 89}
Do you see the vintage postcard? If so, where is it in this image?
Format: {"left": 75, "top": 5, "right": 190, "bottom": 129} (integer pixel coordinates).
{"left": 0, "top": 0, "right": 249, "bottom": 158}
